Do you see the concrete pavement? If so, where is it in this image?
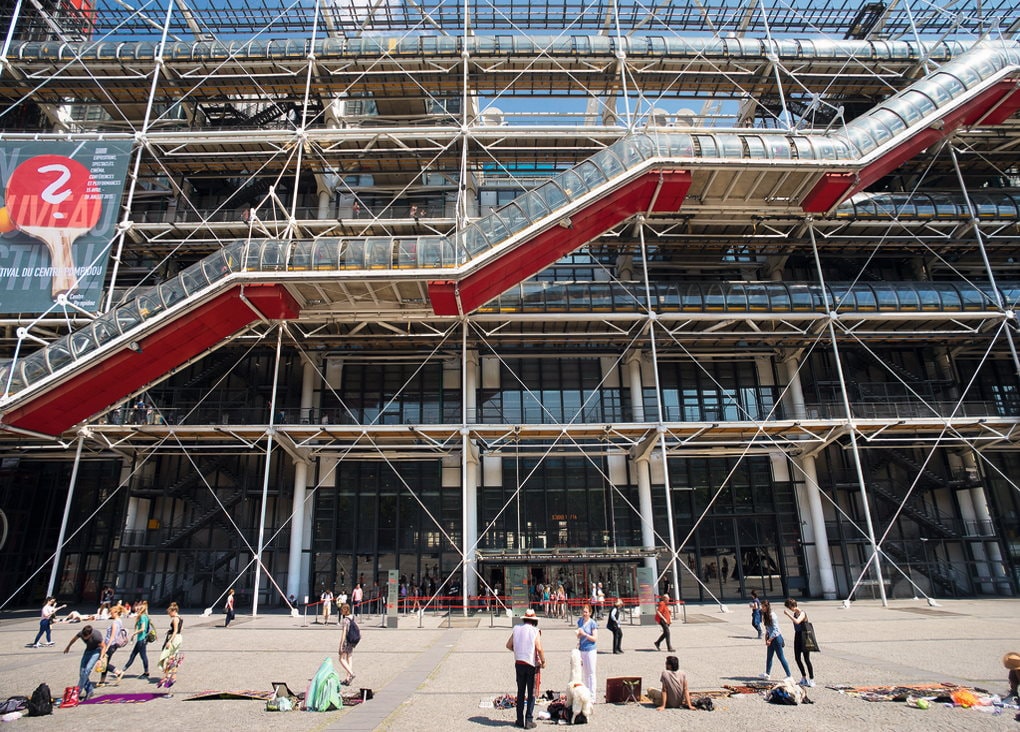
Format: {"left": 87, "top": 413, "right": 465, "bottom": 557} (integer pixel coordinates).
{"left": 1, "top": 598, "right": 1018, "bottom": 731}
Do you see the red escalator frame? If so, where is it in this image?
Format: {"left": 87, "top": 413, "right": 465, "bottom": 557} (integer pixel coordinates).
{"left": 428, "top": 170, "right": 692, "bottom": 316}
{"left": 803, "top": 79, "right": 1020, "bottom": 213}
{"left": 2, "top": 284, "right": 300, "bottom": 436}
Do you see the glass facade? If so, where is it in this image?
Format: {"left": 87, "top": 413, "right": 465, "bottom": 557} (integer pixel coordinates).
{"left": 1, "top": 0, "right": 1019, "bottom": 610}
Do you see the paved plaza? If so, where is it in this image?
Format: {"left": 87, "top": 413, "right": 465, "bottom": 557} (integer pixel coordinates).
{"left": 1, "top": 598, "right": 1018, "bottom": 731}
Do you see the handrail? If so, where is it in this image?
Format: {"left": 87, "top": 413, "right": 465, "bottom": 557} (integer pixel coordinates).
{"left": 10, "top": 35, "right": 968, "bottom": 65}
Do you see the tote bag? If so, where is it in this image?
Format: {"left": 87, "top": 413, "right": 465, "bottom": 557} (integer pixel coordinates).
{"left": 801, "top": 621, "right": 820, "bottom": 652}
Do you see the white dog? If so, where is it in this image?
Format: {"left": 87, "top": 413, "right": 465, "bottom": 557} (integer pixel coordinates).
{"left": 564, "top": 648, "right": 594, "bottom": 724}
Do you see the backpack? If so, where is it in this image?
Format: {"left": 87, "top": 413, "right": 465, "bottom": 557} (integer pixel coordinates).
{"left": 346, "top": 617, "right": 361, "bottom": 646}
{"left": 26, "top": 683, "right": 52, "bottom": 717}
{"left": 766, "top": 681, "right": 804, "bottom": 706}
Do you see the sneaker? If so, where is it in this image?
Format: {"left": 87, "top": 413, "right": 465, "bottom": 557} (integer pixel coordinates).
{"left": 759, "top": 673, "right": 770, "bottom": 680}
{"left": 798, "top": 677, "right": 808, "bottom": 686}
{"left": 807, "top": 679, "right": 816, "bottom": 687}
{"left": 44, "top": 642, "right": 55, "bottom": 646}
{"left": 27, "top": 643, "right": 40, "bottom": 648}
{"left": 783, "top": 677, "right": 794, "bottom": 684}
{"left": 140, "top": 673, "right": 149, "bottom": 679}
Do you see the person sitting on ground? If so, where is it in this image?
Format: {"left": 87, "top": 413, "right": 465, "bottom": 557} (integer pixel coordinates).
{"left": 648, "top": 655, "right": 695, "bottom": 711}
{"left": 1004, "top": 651, "right": 1020, "bottom": 700}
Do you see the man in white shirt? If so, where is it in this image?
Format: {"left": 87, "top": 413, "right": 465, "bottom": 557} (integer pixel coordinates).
{"left": 506, "top": 608, "right": 545, "bottom": 730}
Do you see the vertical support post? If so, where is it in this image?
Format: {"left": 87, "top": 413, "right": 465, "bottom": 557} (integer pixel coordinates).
{"left": 782, "top": 360, "right": 838, "bottom": 599}
{"left": 286, "top": 358, "right": 316, "bottom": 607}
{"left": 807, "top": 221, "right": 886, "bottom": 606}
{"left": 47, "top": 433, "right": 85, "bottom": 597}
{"left": 460, "top": 325, "right": 478, "bottom": 614}
{"left": 636, "top": 217, "right": 681, "bottom": 598}
{"left": 253, "top": 327, "right": 284, "bottom": 617}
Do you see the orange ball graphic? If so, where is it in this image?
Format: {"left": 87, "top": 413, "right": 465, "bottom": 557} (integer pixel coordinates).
{"left": 0, "top": 206, "right": 15, "bottom": 233}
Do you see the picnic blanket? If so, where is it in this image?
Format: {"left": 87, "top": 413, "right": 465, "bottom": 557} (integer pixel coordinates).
{"left": 829, "top": 683, "right": 967, "bottom": 702}
{"left": 80, "top": 693, "right": 168, "bottom": 705}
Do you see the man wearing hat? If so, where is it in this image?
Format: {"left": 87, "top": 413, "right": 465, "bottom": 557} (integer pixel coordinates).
{"left": 506, "top": 608, "right": 546, "bottom": 729}
{"left": 1004, "top": 651, "right": 1020, "bottom": 700}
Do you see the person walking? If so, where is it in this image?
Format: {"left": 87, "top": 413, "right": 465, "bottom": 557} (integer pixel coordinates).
{"left": 654, "top": 594, "right": 676, "bottom": 652}
{"left": 224, "top": 588, "right": 236, "bottom": 628}
{"left": 576, "top": 604, "right": 598, "bottom": 699}
{"left": 506, "top": 607, "right": 545, "bottom": 729}
{"left": 749, "top": 589, "right": 763, "bottom": 639}
{"left": 122, "top": 600, "right": 152, "bottom": 678}
{"left": 351, "top": 583, "right": 363, "bottom": 618}
{"left": 157, "top": 602, "right": 184, "bottom": 689}
{"left": 63, "top": 624, "right": 105, "bottom": 700}
{"left": 648, "top": 655, "right": 695, "bottom": 711}
{"left": 760, "top": 598, "right": 792, "bottom": 681}
{"left": 29, "top": 596, "right": 65, "bottom": 647}
{"left": 337, "top": 603, "right": 358, "bottom": 686}
{"left": 784, "top": 598, "right": 815, "bottom": 687}
{"left": 320, "top": 588, "right": 334, "bottom": 625}
{"left": 607, "top": 598, "right": 624, "bottom": 654}
{"left": 99, "top": 604, "right": 129, "bottom": 686}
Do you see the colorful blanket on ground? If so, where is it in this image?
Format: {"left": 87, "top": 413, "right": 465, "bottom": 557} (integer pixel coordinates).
{"left": 724, "top": 681, "right": 778, "bottom": 695}
{"left": 80, "top": 693, "right": 168, "bottom": 704}
{"left": 829, "top": 683, "right": 967, "bottom": 702}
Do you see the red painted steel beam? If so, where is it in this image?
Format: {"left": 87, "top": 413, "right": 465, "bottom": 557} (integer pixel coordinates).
{"left": 428, "top": 170, "right": 691, "bottom": 316}
{"left": 2, "top": 284, "right": 300, "bottom": 436}
{"left": 803, "top": 79, "right": 1020, "bottom": 213}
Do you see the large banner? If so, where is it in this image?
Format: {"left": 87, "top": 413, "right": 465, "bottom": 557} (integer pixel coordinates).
{"left": 0, "top": 141, "right": 132, "bottom": 313}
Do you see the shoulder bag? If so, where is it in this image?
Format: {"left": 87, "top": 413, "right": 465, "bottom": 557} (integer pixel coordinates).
{"left": 801, "top": 620, "right": 820, "bottom": 652}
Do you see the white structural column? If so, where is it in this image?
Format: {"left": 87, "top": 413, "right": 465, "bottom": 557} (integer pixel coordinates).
{"left": 462, "top": 349, "right": 480, "bottom": 605}
{"left": 955, "top": 453, "right": 1009, "bottom": 593}
{"left": 286, "top": 460, "right": 309, "bottom": 610}
{"left": 286, "top": 358, "right": 318, "bottom": 606}
{"left": 626, "top": 350, "right": 657, "bottom": 574}
{"left": 626, "top": 350, "right": 645, "bottom": 422}
{"left": 782, "top": 359, "right": 838, "bottom": 599}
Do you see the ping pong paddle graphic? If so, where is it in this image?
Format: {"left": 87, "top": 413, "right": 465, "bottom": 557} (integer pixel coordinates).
{"left": 4, "top": 155, "right": 102, "bottom": 298}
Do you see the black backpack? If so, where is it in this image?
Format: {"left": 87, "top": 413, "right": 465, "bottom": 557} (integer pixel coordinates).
{"left": 26, "top": 683, "right": 52, "bottom": 716}
{"left": 346, "top": 617, "right": 361, "bottom": 646}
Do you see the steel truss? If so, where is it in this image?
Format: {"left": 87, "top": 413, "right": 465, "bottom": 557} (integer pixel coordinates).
{"left": 0, "top": 0, "right": 1019, "bottom": 609}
